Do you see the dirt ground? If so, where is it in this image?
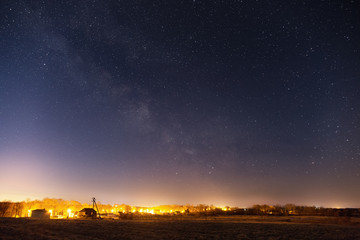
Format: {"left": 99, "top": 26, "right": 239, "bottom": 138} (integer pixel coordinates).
{"left": 1, "top": 216, "right": 360, "bottom": 240}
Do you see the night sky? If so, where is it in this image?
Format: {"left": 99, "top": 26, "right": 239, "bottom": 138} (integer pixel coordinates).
{"left": 1, "top": 1, "right": 360, "bottom": 207}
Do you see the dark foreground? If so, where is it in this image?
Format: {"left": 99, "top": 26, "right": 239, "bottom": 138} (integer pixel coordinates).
{"left": 1, "top": 216, "right": 360, "bottom": 240}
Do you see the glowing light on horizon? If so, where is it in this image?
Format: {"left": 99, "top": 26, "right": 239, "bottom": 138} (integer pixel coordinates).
{"left": 67, "top": 209, "right": 74, "bottom": 218}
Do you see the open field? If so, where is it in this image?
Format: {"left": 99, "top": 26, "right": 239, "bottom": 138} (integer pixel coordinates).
{"left": 1, "top": 216, "right": 360, "bottom": 240}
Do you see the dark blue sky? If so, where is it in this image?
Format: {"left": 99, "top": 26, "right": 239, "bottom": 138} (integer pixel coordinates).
{"left": 0, "top": 0, "right": 359, "bottom": 207}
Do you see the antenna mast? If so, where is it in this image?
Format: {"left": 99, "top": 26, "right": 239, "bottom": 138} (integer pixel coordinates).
{"left": 92, "top": 197, "right": 101, "bottom": 219}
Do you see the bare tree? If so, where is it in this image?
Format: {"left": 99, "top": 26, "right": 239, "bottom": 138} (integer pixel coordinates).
{"left": 0, "top": 202, "right": 12, "bottom": 217}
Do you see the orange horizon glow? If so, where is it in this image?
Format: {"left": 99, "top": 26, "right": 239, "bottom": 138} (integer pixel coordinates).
{"left": 0, "top": 195, "right": 357, "bottom": 210}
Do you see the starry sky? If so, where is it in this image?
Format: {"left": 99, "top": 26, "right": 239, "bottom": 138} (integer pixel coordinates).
{"left": 0, "top": 1, "right": 359, "bottom": 207}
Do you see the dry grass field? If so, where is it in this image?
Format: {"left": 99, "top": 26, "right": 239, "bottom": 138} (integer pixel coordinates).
{"left": 1, "top": 216, "right": 360, "bottom": 240}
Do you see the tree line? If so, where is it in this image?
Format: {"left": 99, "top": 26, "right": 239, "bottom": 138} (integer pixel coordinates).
{"left": 0, "top": 199, "right": 359, "bottom": 218}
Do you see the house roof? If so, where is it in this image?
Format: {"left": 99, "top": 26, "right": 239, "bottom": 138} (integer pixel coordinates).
{"left": 79, "top": 208, "right": 96, "bottom": 212}
{"left": 32, "top": 209, "right": 47, "bottom": 212}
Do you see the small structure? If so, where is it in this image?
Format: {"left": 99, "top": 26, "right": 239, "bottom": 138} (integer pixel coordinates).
{"left": 31, "top": 209, "right": 50, "bottom": 219}
{"left": 78, "top": 208, "right": 97, "bottom": 218}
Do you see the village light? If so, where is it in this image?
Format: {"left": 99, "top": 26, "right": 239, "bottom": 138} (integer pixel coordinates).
{"left": 28, "top": 210, "right": 31, "bottom": 217}
{"left": 49, "top": 210, "right": 53, "bottom": 217}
